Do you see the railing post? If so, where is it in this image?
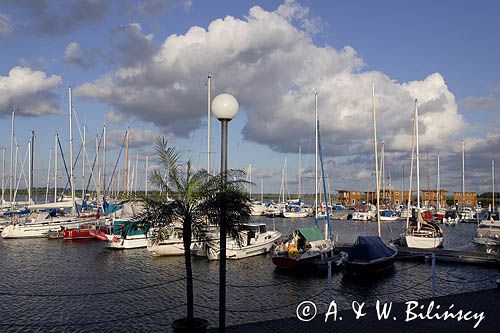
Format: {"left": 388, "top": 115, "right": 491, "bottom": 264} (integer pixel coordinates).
{"left": 328, "top": 261, "right": 332, "bottom": 302}
{"left": 431, "top": 252, "right": 436, "bottom": 297}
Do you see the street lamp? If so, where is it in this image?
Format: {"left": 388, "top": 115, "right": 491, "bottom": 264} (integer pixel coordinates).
{"left": 211, "top": 93, "right": 239, "bottom": 333}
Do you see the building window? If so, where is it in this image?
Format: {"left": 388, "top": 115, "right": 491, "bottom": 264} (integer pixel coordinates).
{"left": 467, "top": 193, "right": 471, "bottom": 196}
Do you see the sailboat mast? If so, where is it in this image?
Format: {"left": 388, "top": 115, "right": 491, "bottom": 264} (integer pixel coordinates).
{"left": 381, "top": 141, "right": 385, "bottom": 204}
{"left": 298, "top": 145, "right": 301, "bottom": 201}
{"left": 68, "top": 87, "right": 76, "bottom": 212}
{"left": 249, "top": 163, "right": 252, "bottom": 199}
{"left": 145, "top": 156, "right": 149, "bottom": 195}
{"left": 415, "top": 100, "right": 421, "bottom": 230}
{"left": 82, "top": 125, "right": 86, "bottom": 200}
{"left": 401, "top": 164, "right": 405, "bottom": 204}
{"left": 207, "top": 75, "right": 212, "bottom": 174}
{"left": 1, "top": 146, "right": 5, "bottom": 203}
{"left": 261, "top": 177, "right": 263, "bottom": 202}
{"left": 406, "top": 104, "right": 416, "bottom": 229}
{"left": 54, "top": 134, "right": 58, "bottom": 202}
{"left": 492, "top": 160, "right": 495, "bottom": 212}
{"left": 103, "top": 125, "right": 107, "bottom": 197}
{"left": 124, "top": 128, "right": 130, "bottom": 194}
{"left": 45, "top": 148, "right": 52, "bottom": 204}
{"left": 315, "top": 92, "right": 319, "bottom": 223}
{"left": 372, "top": 82, "right": 381, "bottom": 237}
{"left": 9, "top": 107, "right": 15, "bottom": 203}
{"left": 437, "top": 155, "right": 440, "bottom": 210}
{"left": 461, "top": 140, "right": 465, "bottom": 209}
{"left": 28, "top": 137, "right": 31, "bottom": 205}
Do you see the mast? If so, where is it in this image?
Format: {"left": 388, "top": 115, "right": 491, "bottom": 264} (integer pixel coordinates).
{"left": 406, "top": 102, "right": 416, "bottom": 229}
{"left": 461, "top": 140, "right": 465, "bottom": 209}
{"left": 401, "top": 164, "right": 405, "bottom": 204}
{"left": 260, "top": 177, "right": 263, "bottom": 202}
{"left": 134, "top": 154, "right": 139, "bottom": 194}
{"left": 124, "top": 128, "right": 130, "bottom": 194}
{"left": 103, "top": 124, "right": 107, "bottom": 197}
{"left": 381, "top": 141, "right": 385, "bottom": 204}
{"left": 415, "top": 100, "right": 421, "bottom": 230}
{"left": 207, "top": 75, "right": 212, "bottom": 174}
{"left": 68, "top": 87, "right": 76, "bottom": 213}
{"left": 45, "top": 148, "right": 52, "bottom": 204}
{"left": 248, "top": 163, "right": 252, "bottom": 198}
{"left": 9, "top": 107, "right": 15, "bottom": 203}
{"left": 54, "top": 134, "right": 58, "bottom": 202}
{"left": 28, "top": 137, "right": 31, "bottom": 205}
{"left": 426, "top": 152, "right": 430, "bottom": 207}
{"left": 82, "top": 124, "right": 86, "bottom": 200}
{"left": 298, "top": 145, "right": 302, "bottom": 200}
{"left": 145, "top": 156, "right": 149, "bottom": 195}
{"left": 437, "top": 155, "right": 440, "bottom": 210}
{"left": 1, "top": 146, "right": 5, "bottom": 203}
{"left": 372, "top": 82, "right": 381, "bottom": 237}
{"left": 492, "top": 160, "right": 495, "bottom": 212}
{"left": 314, "top": 92, "right": 319, "bottom": 224}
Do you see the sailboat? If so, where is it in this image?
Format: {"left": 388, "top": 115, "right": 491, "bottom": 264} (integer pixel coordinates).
{"left": 345, "top": 83, "right": 397, "bottom": 276}
{"left": 402, "top": 99, "right": 444, "bottom": 248}
{"left": 272, "top": 93, "right": 335, "bottom": 269}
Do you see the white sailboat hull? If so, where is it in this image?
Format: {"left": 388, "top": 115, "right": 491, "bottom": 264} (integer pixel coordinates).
{"left": 404, "top": 235, "right": 444, "bottom": 249}
{"left": 1, "top": 220, "right": 81, "bottom": 239}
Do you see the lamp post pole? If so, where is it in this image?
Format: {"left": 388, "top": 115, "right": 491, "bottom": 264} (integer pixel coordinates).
{"left": 212, "top": 93, "right": 239, "bottom": 333}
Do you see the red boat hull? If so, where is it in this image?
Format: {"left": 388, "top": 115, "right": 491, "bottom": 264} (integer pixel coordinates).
{"left": 271, "top": 254, "right": 321, "bottom": 270}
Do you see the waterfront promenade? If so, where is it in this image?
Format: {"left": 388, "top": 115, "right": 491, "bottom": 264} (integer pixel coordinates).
{"left": 213, "top": 287, "right": 500, "bottom": 332}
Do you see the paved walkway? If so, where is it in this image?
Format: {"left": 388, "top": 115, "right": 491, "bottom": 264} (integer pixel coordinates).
{"left": 211, "top": 288, "right": 500, "bottom": 332}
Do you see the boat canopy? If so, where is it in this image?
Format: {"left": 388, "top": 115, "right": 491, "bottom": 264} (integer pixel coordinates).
{"left": 350, "top": 236, "right": 396, "bottom": 261}
{"left": 297, "top": 227, "right": 323, "bottom": 242}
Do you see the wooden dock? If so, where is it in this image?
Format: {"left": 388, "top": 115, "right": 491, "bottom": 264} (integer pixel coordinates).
{"left": 335, "top": 243, "right": 500, "bottom": 268}
{"left": 395, "top": 246, "right": 500, "bottom": 268}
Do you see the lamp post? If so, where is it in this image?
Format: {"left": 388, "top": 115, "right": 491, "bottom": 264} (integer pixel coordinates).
{"left": 211, "top": 93, "right": 239, "bottom": 333}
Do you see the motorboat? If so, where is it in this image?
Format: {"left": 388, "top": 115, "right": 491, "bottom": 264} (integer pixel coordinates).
{"left": 471, "top": 212, "right": 500, "bottom": 245}
{"left": 272, "top": 227, "right": 334, "bottom": 269}
{"left": 147, "top": 226, "right": 185, "bottom": 256}
{"left": 282, "top": 204, "right": 309, "bottom": 218}
{"left": 345, "top": 236, "right": 397, "bottom": 276}
{"left": 443, "top": 211, "right": 459, "bottom": 225}
{"left": 105, "top": 220, "right": 148, "bottom": 249}
{"left": 205, "top": 223, "right": 282, "bottom": 260}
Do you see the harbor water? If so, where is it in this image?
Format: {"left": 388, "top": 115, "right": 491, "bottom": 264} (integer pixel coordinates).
{"left": 0, "top": 217, "right": 497, "bottom": 332}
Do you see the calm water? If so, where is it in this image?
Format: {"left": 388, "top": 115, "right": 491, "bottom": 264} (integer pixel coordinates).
{"left": 0, "top": 217, "right": 497, "bottom": 332}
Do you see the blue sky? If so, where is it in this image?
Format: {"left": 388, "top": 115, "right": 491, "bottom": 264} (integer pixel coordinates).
{"left": 0, "top": 0, "right": 499, "bottom": 197}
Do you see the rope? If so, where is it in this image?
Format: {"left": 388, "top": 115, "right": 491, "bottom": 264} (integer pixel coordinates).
{"left": 0, "top": 303, "right": 185, "bottom": 328}
{"left": 436, "top": 275, "right": 496, "bottom": 284}
{"left": 192, "top": 276, "right": 290, "bottom": 288}
{"left": 395, "top": 261, "right": 425, "bottom": 272}
{"left": 195, "top": 289, "right": 326, "bottom": 313}
{"left": 0, "top": 276, "right": 184, "bottom": 297}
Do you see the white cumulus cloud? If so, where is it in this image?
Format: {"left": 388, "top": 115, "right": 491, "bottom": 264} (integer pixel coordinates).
{"left": 0, "top": 66, "right": 62, "bottom": 116}
{"left": 75, "top": 1, "right": 466, "bottom": 162}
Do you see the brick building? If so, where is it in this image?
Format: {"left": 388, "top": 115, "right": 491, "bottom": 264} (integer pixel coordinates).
{"left": 337, "top": 190, "right": 364, "bottom": 207}
{"left": 453, "top": 192, "right": 477, "bottom": 207}
{"left": 421, "top": 190, "right": 447, "bottom": 207}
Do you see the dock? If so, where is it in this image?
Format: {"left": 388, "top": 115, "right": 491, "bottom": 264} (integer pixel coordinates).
{"left": 334, "top": 243, "right": 500, "bottom": 268}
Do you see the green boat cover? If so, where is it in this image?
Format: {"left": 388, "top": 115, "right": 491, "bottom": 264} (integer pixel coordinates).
{"left": 297, "top": 227, "right": 324, "bottom": 242}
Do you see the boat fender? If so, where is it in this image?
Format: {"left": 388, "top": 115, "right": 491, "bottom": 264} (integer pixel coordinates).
{"left": 288, "top": 247, "right": 299, "bottom": 258}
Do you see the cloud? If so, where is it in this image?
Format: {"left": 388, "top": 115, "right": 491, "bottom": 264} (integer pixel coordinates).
{"left": 0, "top": 66, "right": 62, "bottom": 117}
{"left": 64, "top": 42, "right": 90, "bottom": 68}
{"left": 4, "top": 0, "right": 110, "bottom": 36}
{"left": 0, "top": 12, "right": 13, "bottom": 35}
{"left": 111, "top": 23, "right": 156, "bottom": 67}
{"left": 461, "top": 96, "right": 500, "bottom": 112}
{"left": 105, "top": 109, "right": 127, "bottom": 124}
{"left": 105, "top": 127, "right": 166, "bottom": 150}
{"left": 136, "top": 0, "right": 192, "bottom": 16}
{"left": 19, "top": 57, "right": 47, "bottom": 70}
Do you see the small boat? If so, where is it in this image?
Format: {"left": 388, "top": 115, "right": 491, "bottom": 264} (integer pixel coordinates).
{"left": 249, "top": 201, "right": 267, "bottom": 216}
{"left": 443, "top": 211, "right": 459, "bottom": 225}
{"left": 471, "top": 212, "right": 500, "bottom": 245}
{"left": 147, "top": 226, "right": 185, "bottom": 256}
{"left": 63, "top": 222, "right": 110, "bottom": 240}
{"left": 402, "top": 210, "right": 444, "bottom": 248}
{"left": 272, "top": 227, "right": 334, "bottom": 270}
{"left": 206, "top": 223, "right": 282, "bottom": 260}
{"left": 105, "top": 220, "right": 148, "bottom": 249}
{"left": 379, "top": 210, "right": 399, "bottom": 221}
{"left": 345, "top": 236, "right": 397, "bottom": 276}
{"left": 281, "top": 204, "right": 309, "bottom": 218}
{"left": 352, "top": 204, "right": 375, "bottom": 221}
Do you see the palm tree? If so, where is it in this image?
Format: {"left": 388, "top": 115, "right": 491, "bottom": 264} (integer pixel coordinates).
{"left": 135, "top": 138, "right": 251, "bottom": 330}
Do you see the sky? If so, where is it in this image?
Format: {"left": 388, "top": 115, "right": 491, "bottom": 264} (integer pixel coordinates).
{"left": 0, "top": 0, "right": 499, "bottom": 198}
